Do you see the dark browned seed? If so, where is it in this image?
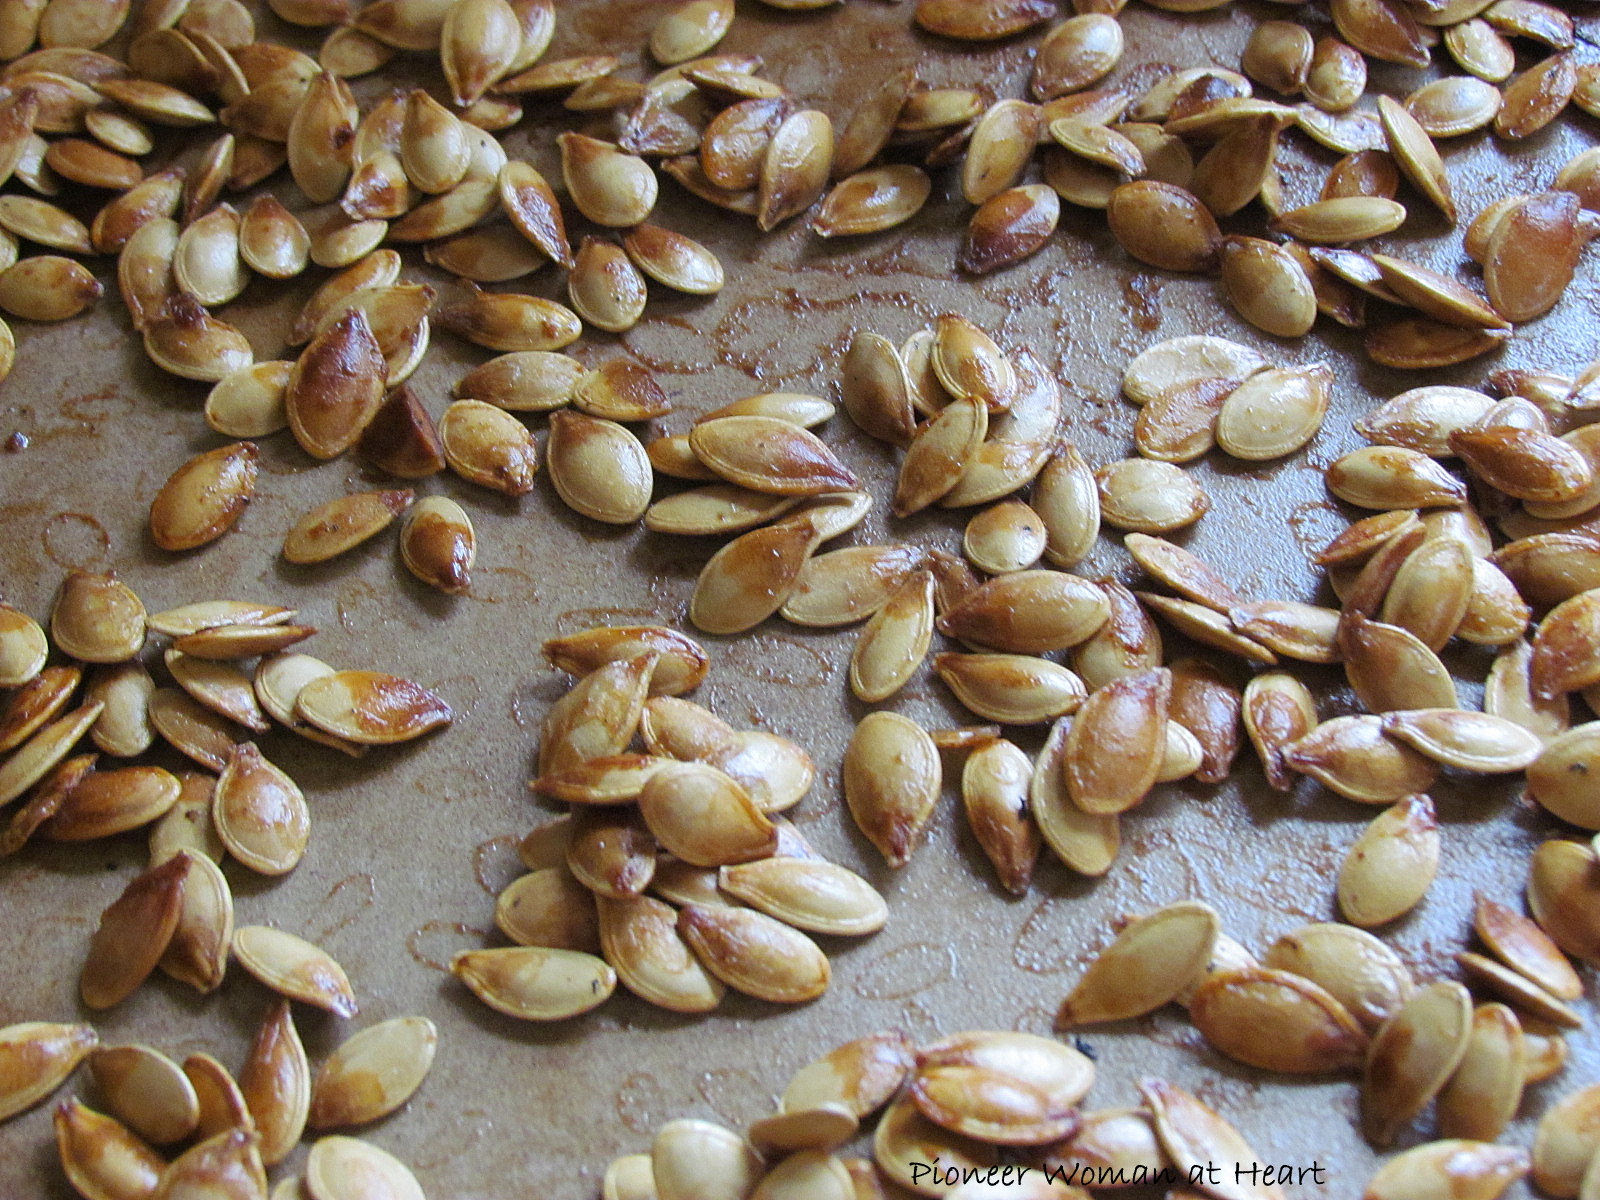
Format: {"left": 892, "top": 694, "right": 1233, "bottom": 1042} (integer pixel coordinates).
{"left": 1106, "top": 181, "right": 1221, "bottom": 273}
{"left": 81, "top": 854, "right": 188, "bottom": 1009}
{"left": 1485, "top": 191, "right": 1584, "bottom": 323}
{"left": 1496, "top": 51, "right": 1575, "bottom": 139}
{"left": 356, "top": 384, "right": 446, "bottom": 479}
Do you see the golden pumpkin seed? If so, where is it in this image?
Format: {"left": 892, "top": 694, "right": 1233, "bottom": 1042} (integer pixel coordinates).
{"left": 1533, "top": 1083, "right": 1600, "bottom": 1196}
{"left": 398, "top": 495, "right": 474, "bottom": 594}
{"left": 1096, "top": 458, "right": 1209, "bottom": 533}
{"left": 1057, "top": 900, "right": 1219, "bottom": 1026}
{"left": 307, "top": 1016, "right": 436, "bottom": 1130}
{"left": 872, "top": 1093, "right": 998, "bottom": 1198}
{"left": 0, "top": 254, "right": 102, "bottom": 322}
{"left": 234, "top": 925, "right": 357, "bottom": 1017}
{"left": 50, "top": 571, "right": 144, "bottom": 664}
{"left": 759, "top": 109, "right": 832, "bottom": 231}
{"left": 677, "top": 903, "right": 829, "bottom": 1002}
{"left": 843, "top": 710, "right": 940, "bottom": 868}
{"left": 1363, "top": 980, "right": 1473, "bottom": 1145}
{"left": 849, "top": 570, "right": 934, "bottom": 703}
{"left": 53, "top": 1098, "right": 165, "bottom": 1200}
{"left": 148, "top": 441, "right": 258, "bottom": 553}
{"left": 1364, "top": 1139, "right": 1529, "bottom": 1200}
{"left": 1107, "top": 181, "right": 1221, "bottom": 273}
{"left": 294, "top": 670, "right": 451, "bottom": 746}
{"left": 720, "top": 857, "right": 886, "bottom": 936}
{"left": 305, "top": 1135, "right": 423, "bottom": 1200}
{"left": 1475, "top": 891, "right": 1583, "bottom": 1001}
{"left": 0, "top": 701, "right": 104, "bottom": 806}
{"left": 780, "top": 544, "right": 923, "bottom": 627}
{"left": 214, "top": 742, "right": 309, "bottom": 875}
{"left": 653, "top": 1119, "right": 764, "bottom": 1200}
{"left": 1190, "top": 966, "right": 1369, "bottom": 1074}
{"left": 436, "top": 286, "right": 581, "bottom": 352}
{"left": 0, "top": 1022, "right": 98, "bottom": 1123}
{"left": 238, "top": 1001, "right": 309, "bottom": 1166}
{"left": 1141, "top": 1078, "right": 1279, "bottom": 1198}
{"left": 939, "top": 570, "right": 1110, "bottom": 654}
{"left": 1, "top": 663, "right": 82, "bottom": 753}
{"left": 281, "top": 489, "right": 411, "bottom": 564}
{"left": 813, "top": 164, "right": 930, "bottom": 238}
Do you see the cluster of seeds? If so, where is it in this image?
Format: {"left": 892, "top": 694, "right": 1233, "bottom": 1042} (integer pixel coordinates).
{"left": 5, "top": 0, "right": 1600, "bottom": 1192}
{"left": 0, "top": 573, "right": 448, "bottom": 1193}
{"left": 450, "top": 625, "right": 890, "bottom": 1021}
{"left": 1055, "top": 896, "right": 1590, "bottom": 1185}
{"left": 1, "top": 1009, "right": 437, "bottom": 1199}
{"left": 870, "top": 0, "right": 1600, "bottom": 372}
{"left": 597, "top": 1026, "right": 1301, "bottom": 1200}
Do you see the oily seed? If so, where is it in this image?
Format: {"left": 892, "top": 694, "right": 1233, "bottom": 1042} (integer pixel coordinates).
{"left": 1096, "top": 459, "right": 1209, "bottom": 533}
{"left": 1474, "top": 891, "right": 1583, "bottom": 1001}
{"left": 677, "top": 903, "right": 830, "bottom": 1003}
{"left": 1533, "top": 1083, "right": 1600, "bottom": 1196}
{"left": 439, "top": 399, "right": 539, "bottom": 497}
{"left": 0, "top": 1022, "right": 99, "bottom": 1123}
{"left": 0, "top": 701, "right": 106, "bottom": 806}
{"left": 1063, "top": 668, "right": 1171, "bottom": 815}
{"left": 205, "top": 361, "right": 293, "bottom": 439}
{"left": 399, "top": 496, "right": 475, "bottom": 593}
{"left": 37, "top": 763, "right": 181, "bottom": 842}
{"left": 1362, "top": 980, "right": 1474, "bottom": 1145}
{"left": 567, "top": 236, "right": 647, "bottom": 333}
{"left": 958, "top": 738, "right": 1041, "bottom": 894}
{"left": 1056, "top": 900, "right": 1219, "bottom": 1026}
{"left": 305, "top": 1136, "right": 423, "bottom": 1200}
{"left": 842, "top": 710, "right": 940, "bottom": 868}
{"left": 543, "top": 626, "right": 708, "bottom": 698}
{"left": 307, "top": 1016, "right": 438, "bottom": 1130}
{"left": 0, "top": 255, "right": 103, "bottom": 322}
{"left": 53, "top": 1098, "right": 166, "bottom": 1200}
{"left": 934, "top": 653, "right": 1085, "bottom": 725}
{"left": 1219, "top": 236, "right": 1316, "bottom": 338}
{"left": 1262, "top": 922, "right": 1414, "bottom": 1031}
{"left": 781, "top": 1031, "right": 914, "bottom": 1117}
{"left": 50, "top": 571, "right": 146, "bottom": 664}
{"left": 148, "top": 441, "right": 258, "bottom": 553}
{"left": 294, "top": 670, "right": 451, "bottom": 745}
{"left": 80, "top": 854, "right": 188, "bottom": 1009}
{"left": 652, "top": 1119, "right": 764, "bottom": 1200}
{"left": 689, "top": 521, "right": 821, "bottom": 635}
{"left": 282, "top": 489, "right": 412, "bottom": 564}
{"left": 1281, "top": 713, "right": 1440, "bottom": 803}
{"left": 0, "top": 664, "right": 82, "bottom": 753}
{"left": 1456, "top": 951, "right": 1581, "bottom": 1029}
{"left": 813, "top": 165, "right": 931, "bottom": 237}
{"left": 780, "top": 544, "right": 924, "bottom": 628}
{"left": 1105, "top": 181, "right": 1221, "bottom": 273}
{"left": 213, "top": 742, "right": 310, "bottom": 876}
{"left": 848, "top": 570, "right": 934, "bottom": 703}
{"left": 237, "top": 1000, "right": 310, "bottom": 1166}
{"left": 719, "top": 858, "right": 887, "bottom": 936}
{"left": 233, "top": 925, "right": 358, "bottom": 1017}
{"left": 174, "top": 624, "right": 315, "bottom": 662}
{"left": 596, "top": 894, "right": 723, "bottom": 1014}
{"left": 1364, "top": 1140, "right": 1529, "bottom": 1200}
{"left": 1031, "top": 716, "right": 1119, "bottom": 876}
{"left": 1189, "top": 966, "right": 1369, "bottom": 1074}
{"left": 937, "top": 570, "right": 1111, "bottom": 655}
{"left": 159, "top": 848, "right": 232, "bottom": 993}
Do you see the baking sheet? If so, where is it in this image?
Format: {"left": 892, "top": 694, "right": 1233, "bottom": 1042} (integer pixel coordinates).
{"left": 2, "top": 2, "right": 1598, "bottom": 1196}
